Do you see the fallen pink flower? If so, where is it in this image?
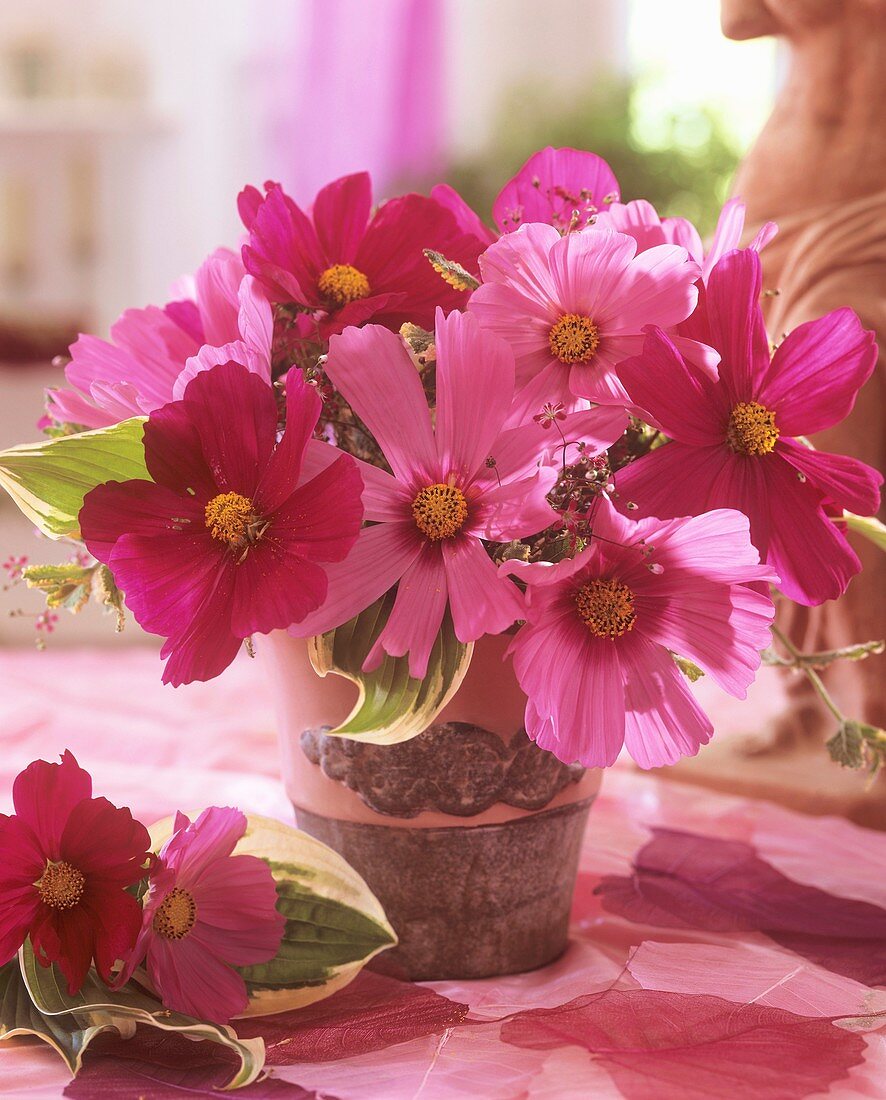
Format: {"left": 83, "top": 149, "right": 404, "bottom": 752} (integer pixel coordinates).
{"left": 117, "top": 806, "right": 284, "bottom": 1024}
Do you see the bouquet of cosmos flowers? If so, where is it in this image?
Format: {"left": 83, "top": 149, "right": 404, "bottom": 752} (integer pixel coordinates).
{"left": 0, "top": 751, "right": 395, "bottom": 1087}
{"left": 0, "top": 147, "right": 883, "bottom": 771}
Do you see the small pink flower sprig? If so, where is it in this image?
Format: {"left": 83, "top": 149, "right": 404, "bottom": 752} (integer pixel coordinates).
{"left": 3, "top": 549, "right": 127, "bottom": 649}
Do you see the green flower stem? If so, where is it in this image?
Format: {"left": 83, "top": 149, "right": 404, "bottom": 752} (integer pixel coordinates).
{"left": 770, "top": 624, "right": 846, "bottom": 725}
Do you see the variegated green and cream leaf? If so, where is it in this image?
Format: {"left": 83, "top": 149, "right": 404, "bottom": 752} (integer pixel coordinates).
{"left": 13, "top": 947, "right": 264, "bottom": 1089}
{"left": 308, "top": 592, "right": 473, "bottom": 745}
{"left": 0, "top": 417, "right": 148, "bottom": 540}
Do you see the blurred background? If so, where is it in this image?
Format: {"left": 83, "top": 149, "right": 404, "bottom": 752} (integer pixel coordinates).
{"left": 0, "top": 0, "right": 777, "bottom": 646}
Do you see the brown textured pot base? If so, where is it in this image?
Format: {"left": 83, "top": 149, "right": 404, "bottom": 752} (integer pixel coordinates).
{"left": 293, "top": 799, "right": 593, "bottom": 981}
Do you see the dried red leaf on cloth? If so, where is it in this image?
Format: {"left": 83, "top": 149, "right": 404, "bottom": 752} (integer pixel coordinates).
{"left": 62, "top": 1029, "right": 321, "bottom": 1099}
{"left": 500, "top": 987, "right": 866, "bottom": 1100}
{"left": 627, "top": 940, "right": 886, "bottom": 1022}
{"left": 596, "top": 828, "right": 886, "bottom": 984}
{"left": 234, "top": 969, "right": 469, "bottom": 1065}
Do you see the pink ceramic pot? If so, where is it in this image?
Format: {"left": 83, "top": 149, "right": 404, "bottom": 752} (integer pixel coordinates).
{"left": 262, "top": 631, "right": 600, "bottom": 980}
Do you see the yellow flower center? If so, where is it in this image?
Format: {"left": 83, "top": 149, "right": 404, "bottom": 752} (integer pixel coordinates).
{"left": 412, "top": 483, "right": 469, "bottom": 541}
{"left": 37, "top": 861, "right": 85, "bottom": 910}
{"left": 727, "top": 401, "right": 780, "bottom": 456}
{"left": 549, "top": 314, "right": 600, "bottom": 364}
{"left": 204, "top": 492, "right": 258, "bottom": 545}
{"left": 152, "top": 886, "right": 197, "bottom": 940}
{"left": 317, "top": 264, "right": 371, "bottom": 306}
{"left": 575, "top": 579, "right": 636, "bottom": 638}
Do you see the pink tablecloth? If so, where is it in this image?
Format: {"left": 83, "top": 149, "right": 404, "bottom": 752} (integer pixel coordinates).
{"left": 1, "top": 647, "right": 885, "bottom": 1100}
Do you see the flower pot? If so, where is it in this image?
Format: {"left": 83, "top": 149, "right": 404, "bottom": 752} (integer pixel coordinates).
{"left": 262, "top": 631, "right": 601, "bottom": 981}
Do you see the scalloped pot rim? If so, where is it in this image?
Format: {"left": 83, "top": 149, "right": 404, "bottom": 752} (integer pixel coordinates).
{"left": 263, "top": 630, "right": 603, "bottom": 829}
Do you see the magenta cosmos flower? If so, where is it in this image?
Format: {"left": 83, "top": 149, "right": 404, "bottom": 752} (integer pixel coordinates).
{"left": 432, "top": 145, "right": 622, "bottom": 246}
{"left": 468, "top": 222, "right": 703, "bottom": 417}
{"left": 615, "top": 249, "right": 881, "bottom": 606}
{"left": 239, "top": 172, "right": 485, "bottom": 339}
{"left": 117, "top": 807, "right": 284, "bottom": 1024}
{"left": 79, "top": 360, "right": 363, "bottom": 685}
{"left": 504, "top": 500, "right": 777, "bottom": 768}
{"left": 0, "top": 751, "right": 150, "bottom": 994}
{"left": 290, "top": 308, "right": 627, "bottom": 677}
{"left": 47, "top": 249, "right": 273, "bottom": 429}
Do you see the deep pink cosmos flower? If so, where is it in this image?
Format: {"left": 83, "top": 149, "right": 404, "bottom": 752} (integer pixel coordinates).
{"left": 614, "top": 249, "right": 881, "bottom": 606}
{"left": 467, "top": 223, "right": 703, "bottom": 417}
{"left": 504, "top": 500, "right": 777, "bottom": 768}
{"left": 117, "top": 807, "right": 284, "bottom": 1024}
{"left": 47, "top": 249, "right": 273, "bottom": 429}
{"left": 290, "top": 309, "right": 627, "bottom": 677}
{"left": 79, "top": 361, "right": 363, "bottom": 685}
{"left": 433, "top": 145, "right": 622, "bottom": 247}
{"left": 238, "top": 173, "right": 485, "bottom": 338}
{"left": 0, "top": 751, "right": 150, "bottom": 994}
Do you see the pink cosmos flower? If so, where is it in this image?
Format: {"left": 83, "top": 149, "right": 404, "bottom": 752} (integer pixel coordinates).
{"left": 118, "top": 807, "right": 284, "bottom": 1024}
{"left": 239, "top": 173, "right": 485, "bottom": 338}
{"left": 79, "top": 360, "right": 363, "bottom": 686}
{"left": 289, "top": 309, "right": 627, "bottom": 678}
{"left": 614, "top": 249, "right": 881, "bottom": 606}
{"left": 0, "top": 751, "right": 150, "bottom": 994}
{"left": 595, "top": 196, "right": 778, "bottom": 282}
{"left": 504, "top": 499, "right": 777, "bottom": 768}
{"left": 467, "top": 223, "right": 703, "bottom": 417}
{"left": 431, "top": 145, "right": 622, "bottom": 245}
{"left": 47, "top": 249, "right": 273, "bottom": 429}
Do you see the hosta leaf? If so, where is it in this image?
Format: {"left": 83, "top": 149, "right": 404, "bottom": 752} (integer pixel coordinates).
{"left": 18, "top": 944, "right": 264, "bottom": 1089}
{"left": 0, "top": 960, "right": 89, "bottom": 1075}
{"left": 148, "top": 813, "right": 397, "bottom": 1018}
{"left": 0, "top": 417, "right": 148, "bottom": 539}
{"left": 307, "top": 592, "right": 473, "bottom": 745}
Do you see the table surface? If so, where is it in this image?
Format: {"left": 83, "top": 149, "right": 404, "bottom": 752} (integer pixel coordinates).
{"left": 1, "top": 646, "right": 884, "bottom": 1100}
